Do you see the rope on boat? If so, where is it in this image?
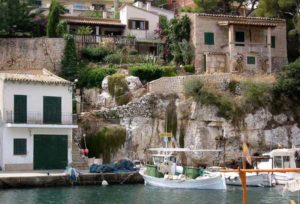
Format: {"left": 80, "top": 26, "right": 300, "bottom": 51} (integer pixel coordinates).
{"left": 120, "top": 172, "right": 136, "bottom": 185}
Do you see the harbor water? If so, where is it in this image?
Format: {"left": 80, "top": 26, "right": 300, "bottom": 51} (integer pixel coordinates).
{"left": 0, "top": 185, "right": 298, "bottom": 204}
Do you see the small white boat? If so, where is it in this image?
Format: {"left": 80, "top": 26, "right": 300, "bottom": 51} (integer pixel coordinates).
{"left": 139, "top": 147, "right": 227, "bottom": 190}
{"left": 258, "top": 148, "right": 300, "bottom": 185}
{"left": 140, "top": 168, "right": 226, "bottom": 189}
{"left": 224, "top": 172, "right": 274, "bottom": 187}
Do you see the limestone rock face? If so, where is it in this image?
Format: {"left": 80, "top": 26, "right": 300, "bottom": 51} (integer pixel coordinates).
{"left": 81, "top": 92, "right": 299, "bottom": 166}
{"left": 126, "top": 76, "right": 143, "bottom": 92}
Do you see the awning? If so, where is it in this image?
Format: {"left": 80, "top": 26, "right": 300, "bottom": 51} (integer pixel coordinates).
{"left": 218, "top": 20, "right": 277, "bottom": 27}
{"left": 61, "top": 16, "right": 126, "bottom": 27}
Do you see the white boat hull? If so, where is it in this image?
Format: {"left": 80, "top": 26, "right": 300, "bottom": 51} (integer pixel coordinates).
{"left": 274, "top": 173, "right": 300, "bottom": 185}
{"left": 225, "top": 173, "right": 274, "bottom": 187}
{"left": 139, "top": 170, "right": 226, "bottom": 190}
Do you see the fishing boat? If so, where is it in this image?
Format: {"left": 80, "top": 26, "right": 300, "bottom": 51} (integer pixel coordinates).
{"left": 139, "top": 148, "right": 226, "bottom": 190}
{"left": 224, "top": 172, "right": 274, "bottom": 187}
{"left": 257, "top": 148, "right": 300, "bottom": 185}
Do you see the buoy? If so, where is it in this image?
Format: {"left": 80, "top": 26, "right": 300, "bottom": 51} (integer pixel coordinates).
{"left": 102, "top": 180, "right": 109, "bottom": 186}
{"left": 84, "top": 148, "right": 89, "bottom": 156}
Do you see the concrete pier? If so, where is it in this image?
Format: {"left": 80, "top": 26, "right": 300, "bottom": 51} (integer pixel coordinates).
{"left": 0, "top": 171, "right": 143, "bottom": 188}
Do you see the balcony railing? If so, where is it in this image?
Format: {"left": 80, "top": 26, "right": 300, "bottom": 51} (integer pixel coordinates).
{"left": 5, "top": 111, "right": 77, "bottom": 125}
{"left": 73, "top": 34, "right": 136, "bottom": 46}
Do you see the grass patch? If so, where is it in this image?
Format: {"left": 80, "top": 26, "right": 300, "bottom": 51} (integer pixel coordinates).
{"left": 108, "top": 73, "right": 131, "bottom": 106}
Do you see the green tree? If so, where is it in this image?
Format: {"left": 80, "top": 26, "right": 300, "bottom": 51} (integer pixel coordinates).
{"left": 47, "top": 0, "right": 65, "bottom": 37}
{"left": 61, "top": 34, "right": 78, "bottom": 81}
{"left": 0, "top": 0, "right": 35, "bottom": 36}
{"left": 273, "top": 59, "right": 300, "bottom": 104}
{"left": 255, "top": 0, "right": 300, "bottom": 62}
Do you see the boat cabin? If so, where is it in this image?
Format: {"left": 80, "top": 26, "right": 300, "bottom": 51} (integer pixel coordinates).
{"left": 270, "top": 149, "right": 300, "bottom": 169}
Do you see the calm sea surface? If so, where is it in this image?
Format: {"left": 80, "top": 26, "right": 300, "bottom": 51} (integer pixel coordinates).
{"left": 0, "top": 184, "right": 298, "bottom": 204}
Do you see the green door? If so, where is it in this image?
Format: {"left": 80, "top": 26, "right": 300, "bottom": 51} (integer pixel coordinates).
{"left": 34, "top": 135, "right": 68, "bottom": 170}
{"left": 14, "top": 95, "right": 27, "bottom": 123}
{"left": 43, "top": 96, "right": 62, "bottom": 124}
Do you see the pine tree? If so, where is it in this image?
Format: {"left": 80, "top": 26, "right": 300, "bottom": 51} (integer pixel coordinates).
{"left": 61, "top": 34, "right": 78, "bottom": 81}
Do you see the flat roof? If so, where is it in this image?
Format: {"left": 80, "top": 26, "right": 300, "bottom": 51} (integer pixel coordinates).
{"left": 0, "top": 69, "right": 71, "bottom": 85}
{"left": 195, "top": 13, "right": 285, "bottom": 22}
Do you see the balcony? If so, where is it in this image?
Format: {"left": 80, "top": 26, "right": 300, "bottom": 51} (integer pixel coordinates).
{"left": 4, "top": 111, "right": 78, "bottom": 128}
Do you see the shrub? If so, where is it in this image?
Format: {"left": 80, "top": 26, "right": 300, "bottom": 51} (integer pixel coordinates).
{"left": 85, "top": 126, "right": 126, "bottom": 163}
{"left": 273, "top": 59, "right": 300, "bottom": 104}
{"left": 129, "top": 50, "right": 138, "bottom": 55}
{"left": 227, "top": 80, "right": 240, "bottom": 94}
{"left": 108, "top": 73, "right": 131, "bottom": 105}
{"left": 129, "top": 64, "right": 177, "bottom": 82}
{"left": 76, "top": 26, "right": 93, "bottom": 35}
{"left": 241, "top": 81, "right": 271, "bottom": 111}
{"left": 183, "top": 64, "right": 195, "bottom": 73}
{"left": 81, "top": 46, "right": 113, "bottom": 62}
{"left": 78, "top": 66, "right": 117, "bottom": 88}
{"left": 56, "top": 20, "right": 67, "bottom": 37}
{"left": 104, "top": 52, "right": 123, "bottom": 64}
{"left": 184, "top": 79, "right": 234, "bottom": 120}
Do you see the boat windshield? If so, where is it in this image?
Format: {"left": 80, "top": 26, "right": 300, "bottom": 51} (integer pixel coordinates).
{"left": 283, "top": 156, "right": 290, "bottom": 168}
{"left": 274, "top": 156, "right": 282, "bottom": 168}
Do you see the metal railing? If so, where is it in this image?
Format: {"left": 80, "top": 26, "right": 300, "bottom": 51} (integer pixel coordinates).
{"left": 73, "top": 34, "right": 136, "bottom": 46}
{"left": 5, "top": 111, "right": 77, "bottom": 125}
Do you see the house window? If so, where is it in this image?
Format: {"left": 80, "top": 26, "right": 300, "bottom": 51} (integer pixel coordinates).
{"left": 204, "top": 32, "right": 214, "bottom": 45}
{"left": 14, "top": 139, "right": 27, "bottom": 155}
{"left": 43, "top": 96, "right": 62, "bottom": 124}
{"left": 14, "top": 95, "right": 27, "bottom": 123}
{"left": 247, "top": 56, "right": 256, "bottom": 65}
{"left": 235, "top": 31, "right": 245, "bottom": 46}
{"left": 128, "top": 20, "right": 149, "bottom": 30}
{"left": 271, "top": 36, "right": 276, "bottom": 48}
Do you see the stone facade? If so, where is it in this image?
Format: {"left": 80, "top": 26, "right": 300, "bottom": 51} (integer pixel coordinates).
{"left": 0, "top": 38, "right": 65, "bottom": 74}
{"left": 184, "top": 13, "right": 288, "bottom": 74}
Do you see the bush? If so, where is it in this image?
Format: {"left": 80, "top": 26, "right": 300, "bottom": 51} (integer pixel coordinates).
{"left": 184, "top": 79, "right": 234, "bottom": 120}
{"left": 104, "top": 53, "right": 150, "bottom": 64}
{"left": 129, "top": 50, "right": 138, "bottom": 55}
{"left": 56, "top": 20, "right": 67, "bottom": 37}
{"left": 129, "top": 64, "right": 177, "bottom": 82}
{"left": 242, "top": 81, "right": 271, "bottom": 111}
{"left": 47, "top": 0, "right": 65, "bottom": 37}
{"left": 85, "top": 126, "right": 126, "bottom": 163}
{"left": 76, "top": 26, "right": 93, "bottom": 35}
{"left": 183, "top": 64, "right": 195, "bottom": 73}
{"left": 81, "top": 46, "right": 113, "bottom": 62}
{"left": 227, "top": 80, "right": 240, "bottom": 94}
{"left": 78, "top": 66, "right": 117, "bottom": 88}
{"left": 273, "top": 59, "right": 300, "bottom": 104}
{"left": 108, "top": 74, "right": 131, "bottom": 105}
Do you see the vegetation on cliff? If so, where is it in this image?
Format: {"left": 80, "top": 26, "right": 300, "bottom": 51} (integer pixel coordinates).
{"left": 47, "top": 0, "right": 66, "bottom": 37}
{"left": 108, "top": 74, "right": 131, "bottom": 105}
{"left": 84, "top": 127, "right": 126, "bottom": 163}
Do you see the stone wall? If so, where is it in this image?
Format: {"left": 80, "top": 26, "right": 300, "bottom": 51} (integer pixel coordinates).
{"left": 0, "top": 38, "right": 65, "bottom": 73}
{"left": 148, "top": 74, "right": 231, "bottom": 95}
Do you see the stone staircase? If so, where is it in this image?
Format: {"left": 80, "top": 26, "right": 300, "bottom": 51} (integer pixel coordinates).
{"left": 72, "top": 141, "right": 89, "bottom": 170}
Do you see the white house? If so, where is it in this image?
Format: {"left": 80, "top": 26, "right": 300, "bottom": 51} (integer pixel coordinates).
{"left": 0, "top": 69, "right": 77, "bottom": 171}
{"left": 120, "top": 2, "right": 174, "bottom": 40}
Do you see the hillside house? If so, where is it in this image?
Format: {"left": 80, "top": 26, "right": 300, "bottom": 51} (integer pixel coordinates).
{"left": 0, "top": 69, "right": 77, "bottom": 171}
{"left": 185, "top": 13, "right": 288, "bottom": 74}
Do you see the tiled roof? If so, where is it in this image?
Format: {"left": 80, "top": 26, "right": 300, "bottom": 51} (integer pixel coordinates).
{"left": 61, "top": 16, "right": 126, "bottom": 26}
{"left": 218, "top": 20, "right": 277, "bottom": 27}
{"left": 0, "top": 69, "right": 71, "bottom": 85}
{"left": 194, "top": 13, "right": 285, "bottom": 22}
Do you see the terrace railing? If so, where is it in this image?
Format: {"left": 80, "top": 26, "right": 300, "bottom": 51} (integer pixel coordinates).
{"left": 73, "top": 34, "right": 136, "bottom": 46}
{"left": 5, "top": 111, "right": 77, "bottom": 125}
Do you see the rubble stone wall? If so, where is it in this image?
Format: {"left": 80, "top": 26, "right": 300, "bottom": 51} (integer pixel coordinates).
{"left": 0, "top": 38, "right": 65, "bottom": 73}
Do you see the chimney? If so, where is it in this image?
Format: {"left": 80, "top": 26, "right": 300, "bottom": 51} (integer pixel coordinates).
{"left": 133, "top": 1, "right": 143, "bottom": 8}
{"left": 146, "top": 1, "right": 151, "bottom": 10}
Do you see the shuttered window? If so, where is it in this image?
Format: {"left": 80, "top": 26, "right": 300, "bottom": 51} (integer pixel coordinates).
{"left": 14, "top": 139, "right": 27, "bottom": 155}
{"left": 43, "top": 96, "right": 62, "bottom": 124}
{"left": 204, "top": 32, "right": 214, "bottom": 45}
{"left": 14, "top": 95, "right": 27, "bottom": 123}
{"left": 247, "top": 56, "right": 256, "bottom": 65}
{"left": 235, "top": 31, "right": 245, "bottom": 46}
{"left": 128, "top": 19, "right": 148, "bottom": 30}
{"left": 271, "top": 36, "right": 276, "bottom": 48}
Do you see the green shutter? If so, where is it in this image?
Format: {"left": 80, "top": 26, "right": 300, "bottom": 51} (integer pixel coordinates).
{"left": 247, "top": 56, "right": 256, "bottom": 65}
{"left": 271, "top": 36, "right": 276, "bottom": 48}
{"left": 43, "top": 96, "right": 62, "bottom": 124}
{"left": 14, "top": 95, "right": 27, "bottom": 123}
{"left": 235, "top": 31, "right": 245, "bottom": 46}
{"left": 14, "top": 139, "right": 27, "bottom": 155}
{"left": 204, "top": 32, "right": 214, "bottom": 45}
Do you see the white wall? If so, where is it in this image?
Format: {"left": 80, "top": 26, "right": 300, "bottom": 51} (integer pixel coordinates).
{"left": 3, "top": 82, "right": 72, "bottom": 117}
{"left": 120, "top": 5, "right": 160, "bottom": 40}
{"left": 2, "top": 127, "right": 72, "bottom": 170}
